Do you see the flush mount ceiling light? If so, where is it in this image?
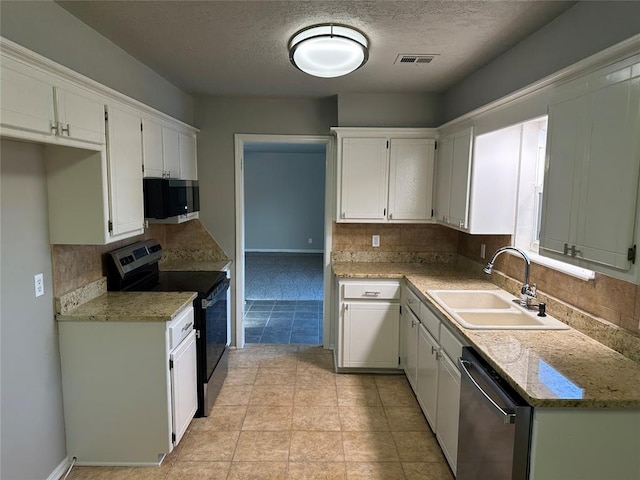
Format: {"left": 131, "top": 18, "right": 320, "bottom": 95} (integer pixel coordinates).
{"left": 289, "top": 24, "right": 369, "bottom": 78}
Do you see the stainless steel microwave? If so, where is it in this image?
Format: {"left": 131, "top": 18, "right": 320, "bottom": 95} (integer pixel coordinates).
{"left": 143, "top": 178, "right": 200, "bottom": 219}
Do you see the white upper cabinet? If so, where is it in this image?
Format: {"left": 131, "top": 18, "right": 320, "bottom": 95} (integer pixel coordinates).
{"left": 105, "top": 103, "right": 145, "bottom": 238}
{"left": 142, "top": 119, "right": 198, "bottom": 180}
{"left": 540, "top": 54, "right": 640, "bottom": 272}
{"left": 434, "top": 125, "right": 520, "bottom": 234}
{"left": 1, "top": 56, "right": 105, "bottom": 146}
{"left": 333, "top": 128, "right": 437, "bottom": 223}
{"left": 434, "top": 127, "right": 472, "bottom": 229}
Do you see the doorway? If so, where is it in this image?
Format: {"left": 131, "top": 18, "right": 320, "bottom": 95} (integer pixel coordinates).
{"left": 234, "top": 134, "right": 334, "bottom": 349}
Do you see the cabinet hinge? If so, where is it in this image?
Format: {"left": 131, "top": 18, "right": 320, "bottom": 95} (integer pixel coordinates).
{"left": 104, "top": 110, "right": 108, "bottom": 121}
{"left": 140, "top": 122, "right": 143, "bottom": 132}
{"left": 398, "top": 356, "right": 401, "bottom": 366}
{"left": 142, "top": 164, "right": 145, "bottom": 173}
{"left": 628, "top": 245, "right": 636, "bottom": 264}
{"left": 431, "top": 209, "right": 434, "bottom": 217}
{"left": 172, "top": 433, "right": 176, "bottom": 443}
{"left": 434, "top": 141, "right": 438, "bottom": 150}
{"left": 399, "top": 305, "right": 402, "bottom": 314}
{"left": 108, "top": 220, "right": 113, "bottom": 233}
{"left": 386, "top": 140, "right": 389, "bottom": 149}
{"left": 169, "top": 359, "right": 174, "bottom": 370}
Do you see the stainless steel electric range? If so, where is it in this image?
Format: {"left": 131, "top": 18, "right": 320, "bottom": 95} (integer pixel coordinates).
{"left": 106, "top": 239, "right": 229, "bottom": 417}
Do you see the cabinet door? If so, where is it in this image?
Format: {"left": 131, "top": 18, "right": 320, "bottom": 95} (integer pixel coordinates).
{"left": 416, "top": 324, "right": 439, "bottom": 430}
{"left": 0, "top": 58, "right": 55, "bottom": 136}
{"left": 170, "top": 331, "right": 198, "bottom": 446}
{"left": 55, "top": 86, "right": 105, "bottom": 145}
{"left": 540, "top": 91, "right": 586, "bottom": 258}
{"left": 179, "top": 132, "right": 198, "bottom": 180}
{"left": 340, "top": 137, "right": 389, "bottom": 221}
{"left": 436, "top": 352, "right": 461, "bottom": 475}
{"left": 142, "top": 118, "right": 165, "bottom": 178}
{"left": 342, "top": 302, "right": 399, "bottom": 368}
{"left": 433, "top": 134, "right": 453, "bottom": 223}
{"left": 388, "top": 138, "right": 435, "bottom": 221}
{"left": 402, "top": 307, "right": 420, "bottom": 390}
{"left": 106, "top": 104, "right": 144, "bottom": 237}
{"left": 577, "top": 72, "right": 640, "bottom": 269}
{"left": 448, "top": 128, "right": 473, "bottom": 229}
{"left": 162, "top": 126, "right": 181, "bottom": 179}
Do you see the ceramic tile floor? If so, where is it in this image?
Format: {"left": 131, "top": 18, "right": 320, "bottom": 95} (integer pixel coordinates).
{"left": 244, "top": 300, "right": 323, "bottom": 345}
{"left": 67, "top": 345, "right": 454, "bottom": 480}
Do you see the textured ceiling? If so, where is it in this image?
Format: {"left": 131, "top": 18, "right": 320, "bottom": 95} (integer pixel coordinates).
{"left": 56, "top": 0, "right": 576, "bottom": 97}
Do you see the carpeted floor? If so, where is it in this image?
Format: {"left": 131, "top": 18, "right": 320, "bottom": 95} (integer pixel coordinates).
{"left": 245, "top": 252, "right": 323, "bottom": 301}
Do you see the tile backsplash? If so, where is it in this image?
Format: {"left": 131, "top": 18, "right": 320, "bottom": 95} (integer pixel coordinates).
{"left": 51, "top": 220, "right": 227, "bottom": 296}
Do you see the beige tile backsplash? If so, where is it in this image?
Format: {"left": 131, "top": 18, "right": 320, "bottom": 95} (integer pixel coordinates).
{"left": 51, "top": 220, "right": 227, "bottom": 296}
{"left": 334, "top": 223, "right": 640, "bottom": 338}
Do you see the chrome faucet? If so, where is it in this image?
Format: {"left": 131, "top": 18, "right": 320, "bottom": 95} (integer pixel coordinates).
{"left": 483, "top": 246, "right": 537, "bottom": 308}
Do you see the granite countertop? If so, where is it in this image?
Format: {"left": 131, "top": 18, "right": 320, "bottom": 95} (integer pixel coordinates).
{"left": 56, "top": 291, "right": 198, "bottom": 322}
{"left": 160, "top": 259, "right": 232, "bottom": 272}
{"left": 334, "top": 262, "right": 640, "bottom": 408}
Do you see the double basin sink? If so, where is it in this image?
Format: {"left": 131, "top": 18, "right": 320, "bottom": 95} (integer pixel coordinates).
{"left": 427, "top": 289, "right": 570, "bottom": 330}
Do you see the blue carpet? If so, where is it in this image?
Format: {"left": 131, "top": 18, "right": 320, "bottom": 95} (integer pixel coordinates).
{"left": 245, "top": 252, "right": 323, "bottom": 301}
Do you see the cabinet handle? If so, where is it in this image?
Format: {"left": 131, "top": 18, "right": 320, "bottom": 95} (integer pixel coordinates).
{"left": 389, "top": 212, "right": 393, "bottom": 219}
{"left": 60, "top": 123, "right": 70, "bottom": 136}
{"left": 363, "top": 291, "right": 381, "bottom": 297}
{"left": 50, "top": 121, "right": 59, "bottom": 135}
{"left": 563, "top": 243, "right": 582, "bottom": 257}
{"left": 459, "top": 220, "right": 464, "bottom": 228}
{"left": 341, "top": 212, "right": 346, "bottom": 219}
{"left": 411, "top": 319, "right": 417, "bottom": 327}
{"left": 431, "top": 346, "right": 439, "bottom": 355}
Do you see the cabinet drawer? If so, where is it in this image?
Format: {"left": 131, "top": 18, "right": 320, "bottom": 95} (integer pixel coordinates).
{"left": 343, "top": 282, "right": 400, "bottom": 300}
{"left": 404, "top": 285, "right": 421, "bottom": 316}
{"left": 168, "top": 306, "right": 194, "bottom": 350}
{"left": 418, "top": 302, "right": 441, "bottom": 340}
{"left": 439, "top": 324, "right": 466, "bottom": 366}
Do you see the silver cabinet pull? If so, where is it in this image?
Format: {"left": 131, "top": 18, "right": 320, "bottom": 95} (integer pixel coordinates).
{"left": 50, "top": 121, "right": 59, "bottom": 135}
{"left": 563, "top": 243, "right": 582, "bottom": 257}
{"left": 389, "top": 212, "right": 393, "bottom": 219}
{"left": 60, "top": 123, "right": 70, "bottom": 136}
{"left": 363, "top": 291, "right": 381, "bottom": 297}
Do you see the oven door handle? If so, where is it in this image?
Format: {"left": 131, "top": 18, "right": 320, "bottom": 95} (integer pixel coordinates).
{"left": 202, "top": 298, "right": 213, "bottom": 309}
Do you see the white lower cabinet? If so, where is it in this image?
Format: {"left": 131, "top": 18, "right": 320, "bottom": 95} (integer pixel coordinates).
{"left": 337, "top": 279, "right": 401, "bottom": 370}
{"left": 435, "top": 349, "right": 461, "bottom": 474}
{"left": 416, "top": 323, "right": 439, "bottom": 430}
{"left": 402, "top": 306, "right": 420, "bottom": 389}
{"left": 58, "top": 305, "right": 197, "bottom": 465}
{"left": 401, "top": 283, "right": 466, "bottom": 476}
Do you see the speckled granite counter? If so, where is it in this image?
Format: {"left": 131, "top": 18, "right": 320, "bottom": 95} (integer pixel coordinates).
{"left": 56, "top": 291, "right": 197, "bottom": 322}
{"left": 334, "top": 262, "right": 640, "bottom": 408}
{"left": 160, "top": 259, "right": 232, "bottom": 272}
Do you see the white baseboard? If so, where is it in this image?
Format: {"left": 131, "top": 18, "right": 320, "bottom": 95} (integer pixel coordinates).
{"left": 245, "top": 249, "right": 324, "bottom": 253}
{"left": 47, "top": 457, "right": 71, "bottom": 480}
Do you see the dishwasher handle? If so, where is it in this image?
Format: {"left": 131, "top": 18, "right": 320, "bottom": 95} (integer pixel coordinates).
{"left": 459, "top": 359, "right": 517, "bottom": 424}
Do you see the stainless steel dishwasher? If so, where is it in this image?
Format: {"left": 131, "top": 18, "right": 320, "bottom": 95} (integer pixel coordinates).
{"left": 457, "top": 347, "right": 532, "bottom": 480}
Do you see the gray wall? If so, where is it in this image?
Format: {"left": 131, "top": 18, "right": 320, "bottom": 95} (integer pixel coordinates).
{"left": 1, "top": 140, "right": 66, "bottom": 480}
{"left": 443, "top": 1, "right": 640, "bottom": 122}
{"left": 0, "top": 0, "right": 194, "bottom": 123}
{"left": 337, "top": 93, "right": 443, "bottom": 127}
{"left": 245, "top": 151, "right": 325, "bottom": 252}
{"left": 194, "top": 96, "right": 337, "bottom": 257}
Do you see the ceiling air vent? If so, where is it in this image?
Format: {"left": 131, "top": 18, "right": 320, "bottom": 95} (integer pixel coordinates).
{"left": 394, "top": 54, "right": 438, "bottom": 65}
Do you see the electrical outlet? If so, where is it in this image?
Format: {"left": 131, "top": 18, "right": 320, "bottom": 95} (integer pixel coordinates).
{"left": 34, "top": 273, "right": 44, "bottom": 297}
{"left": 480, "top": 244, "right": 486, "bottom": 259}
{"left": 308, "top": 238, "right": 313, "bottom": 244}
{"left": 372, "top": 235, "right": 380, "bottom": 248}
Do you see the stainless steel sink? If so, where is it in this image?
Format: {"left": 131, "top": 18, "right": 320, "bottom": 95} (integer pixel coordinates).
{"left": 427, "top": 289, "right": 570, "bottom": 330}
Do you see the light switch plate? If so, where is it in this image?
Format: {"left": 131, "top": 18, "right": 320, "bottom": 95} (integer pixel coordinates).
{"left": 34, "top": 273, "right": 44, "bottom": 297}
{"left": 372, "top": 235, "right": 380, "bottom": 248}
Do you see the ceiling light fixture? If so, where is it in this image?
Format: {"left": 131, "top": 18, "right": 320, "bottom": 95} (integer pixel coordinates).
{"left": 288, "top": 24, "right": 369, "bottom": 78}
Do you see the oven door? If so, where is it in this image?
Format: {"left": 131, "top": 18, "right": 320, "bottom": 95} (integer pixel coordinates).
{"left": 197, "top": 277, "right": 230, "bottom": 416}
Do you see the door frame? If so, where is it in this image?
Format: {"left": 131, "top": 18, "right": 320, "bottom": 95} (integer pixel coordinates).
{"left": 233, "top": 133, "right": 335, "bottom": 348}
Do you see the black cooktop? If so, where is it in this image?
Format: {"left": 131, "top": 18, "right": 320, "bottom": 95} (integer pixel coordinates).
{"left": 150, "top": 270, "right": 227, "bottom": 296}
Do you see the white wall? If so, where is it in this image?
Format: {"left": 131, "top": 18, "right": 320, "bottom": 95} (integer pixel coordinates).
{"left": 245, "top": 151, "right": 325, "bottom": 252}
{"left": 443, "top": 1, "right": 640, "bottom": 122}
{"left": 337, "top": 93, "right": 443, "bottom": 127}
{"left": 0, "top": 0, "right": 194, "bottom": 123}
{"left": 1, "top": 140, "right": 67, "bottom": 480}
